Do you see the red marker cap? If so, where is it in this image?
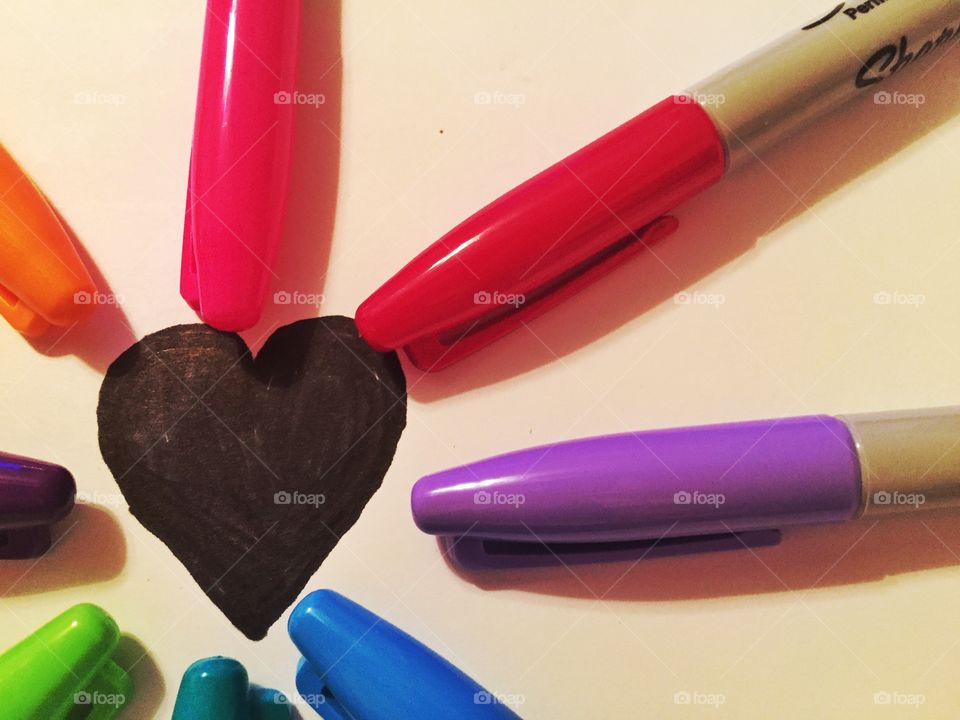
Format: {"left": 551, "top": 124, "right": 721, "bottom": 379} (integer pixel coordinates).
{"left": 356, "top": 97, "right": 726, "bottom": 370}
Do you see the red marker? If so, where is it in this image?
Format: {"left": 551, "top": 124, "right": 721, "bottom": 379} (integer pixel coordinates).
{"left": 357, "top": 0, "right": 958, "bottom": 370}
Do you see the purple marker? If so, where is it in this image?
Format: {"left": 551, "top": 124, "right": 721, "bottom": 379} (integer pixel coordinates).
{"left": 412, "top": 408, "right": 960, "bottom": 569}
{"left": 0, "top": 451, "right": 76, "bottom": 558}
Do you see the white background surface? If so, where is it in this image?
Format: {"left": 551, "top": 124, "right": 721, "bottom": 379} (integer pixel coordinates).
{"left": 1, "top": 1, "right": 959, "bottom": 717}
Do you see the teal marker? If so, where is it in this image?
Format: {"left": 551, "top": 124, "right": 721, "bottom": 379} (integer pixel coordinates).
{"left": 172, "top": 657, "right": 291, "bottom": 720}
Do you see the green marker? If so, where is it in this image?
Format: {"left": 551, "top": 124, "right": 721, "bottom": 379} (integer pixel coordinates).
{"left": 0, "top": 604, "right": 132, "bottom": 720}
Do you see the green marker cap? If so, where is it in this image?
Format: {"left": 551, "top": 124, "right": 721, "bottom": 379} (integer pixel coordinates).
{"left": 0, "top": 603, "right": 131, "bottom": 720}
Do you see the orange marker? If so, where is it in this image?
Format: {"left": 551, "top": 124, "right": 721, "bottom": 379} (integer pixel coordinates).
{"left": 0, "top": 145, "right": 96, "bottom": 337}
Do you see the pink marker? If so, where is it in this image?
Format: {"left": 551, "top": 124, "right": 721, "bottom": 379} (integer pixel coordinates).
{"left": 181, "top": 0, "right": 301, "bottom": 331}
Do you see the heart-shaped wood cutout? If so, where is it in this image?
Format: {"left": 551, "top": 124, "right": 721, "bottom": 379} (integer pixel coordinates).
{"left": 97, "top": 316, "right": 406, "bottom": 639}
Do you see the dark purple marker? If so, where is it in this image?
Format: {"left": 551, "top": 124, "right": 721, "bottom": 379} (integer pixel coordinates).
{"left": 0, "top": 451, "right": 76, "bottom": 558}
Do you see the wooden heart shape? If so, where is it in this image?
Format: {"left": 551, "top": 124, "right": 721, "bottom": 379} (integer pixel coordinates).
{"left": 97, "top": 316, "right": 406, "bottom": 639}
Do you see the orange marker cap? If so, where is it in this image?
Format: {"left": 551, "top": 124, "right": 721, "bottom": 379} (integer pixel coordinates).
{"left": 0, "top": 145, "right": 96, "bottom": 336}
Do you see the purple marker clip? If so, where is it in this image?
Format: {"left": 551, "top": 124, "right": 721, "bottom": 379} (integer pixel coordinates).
{"left": 412, "top": 408, "right": 960, "bottom": 569}
{"left": 0, "top": 452, "right": 76, "bottom": 558}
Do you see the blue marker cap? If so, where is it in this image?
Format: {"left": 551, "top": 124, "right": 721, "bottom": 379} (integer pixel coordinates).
{"left": 288, "top": 590, "right": 522, "bottom": 720}
{"left": 172, "top": 656, "right": 291, "bottom": 720}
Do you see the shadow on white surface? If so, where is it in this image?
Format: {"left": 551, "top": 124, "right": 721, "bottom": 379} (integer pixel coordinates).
{"left": 114, "top": 633, "right": 165, "bottom": 720}
{"left": 0, "top": 504, "right": 125, "bottom": 597}
{"left": 24, "top": 208, "right": 137, "bottom": 373}
{"left": 449, "top": 509, "right": 960, "bottom": 601}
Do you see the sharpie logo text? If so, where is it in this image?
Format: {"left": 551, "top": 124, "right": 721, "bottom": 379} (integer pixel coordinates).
{"left": 803, "top": 1, "right": 890, "bottom": 31}
{"left": 856, "top": 22, "right": 960, "bottom": 88}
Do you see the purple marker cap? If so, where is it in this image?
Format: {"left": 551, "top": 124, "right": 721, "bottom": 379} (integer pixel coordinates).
{"left": 0, "top": 451, "right": 76, "bottom": 558}
{"left": 413, "top": 408, "right": 960, "bottom": 568}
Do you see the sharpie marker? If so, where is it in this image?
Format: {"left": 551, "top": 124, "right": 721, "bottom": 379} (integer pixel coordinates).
{"left": 181, "top": 0, "right": 301, "bottom": 331}
{"left": 172, "top": 657, "right": 290, "bottom": 720}
{"left": 357, "top": 0, "right": 960, "bottom": 370}
{"left": 289, "top": 589, "right": 521, "bottom": 719}
{"left": 0, "top": 450, "right": 75, "bottom": 558}
{"left": 412, "top": 407, "right": 960, "bottom": 568}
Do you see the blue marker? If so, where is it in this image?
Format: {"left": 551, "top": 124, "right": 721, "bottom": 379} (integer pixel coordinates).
{"left": 289, "top": 590, "right": 522, "bottom": 720}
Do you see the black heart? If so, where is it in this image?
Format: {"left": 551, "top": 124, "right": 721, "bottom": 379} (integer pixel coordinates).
{"left": 96, "top": 316, "right": 406, "bottom": 640}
